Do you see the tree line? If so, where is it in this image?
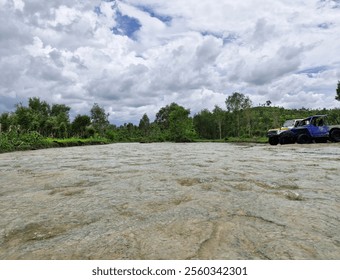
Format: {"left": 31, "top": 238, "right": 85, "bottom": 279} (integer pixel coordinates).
{"left": 1, "top": 91, "right": 340, "bottom": 143}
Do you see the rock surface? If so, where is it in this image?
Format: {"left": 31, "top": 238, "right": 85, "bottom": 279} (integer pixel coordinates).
{"left": 0, "top": 142, "right": 339, "bottom": 259}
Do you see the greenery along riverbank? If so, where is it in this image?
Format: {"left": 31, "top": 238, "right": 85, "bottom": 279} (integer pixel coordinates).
{"left": 0, "top": 130, "right": 268, "bottom": 154}
{"left": 1, "top": 93, "right": 340, "bottom": 153}
{"left": 0, "top": 131, "right": 112, "bottom": 153}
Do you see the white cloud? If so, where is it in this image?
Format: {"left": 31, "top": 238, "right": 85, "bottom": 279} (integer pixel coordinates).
{"left": 1, "top": 0, "right": 340, "bottom": 125}
{"left": 13, "top": 0, "right": 24, "bottom": 11}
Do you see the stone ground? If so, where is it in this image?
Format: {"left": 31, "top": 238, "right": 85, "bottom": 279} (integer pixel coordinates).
{"left": 0, "top": 142, "right": 339, "bottom": 259}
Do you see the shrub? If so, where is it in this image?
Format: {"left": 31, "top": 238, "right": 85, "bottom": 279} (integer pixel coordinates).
{"left": 0, "top": 131, "right": 49, "bottom": 153}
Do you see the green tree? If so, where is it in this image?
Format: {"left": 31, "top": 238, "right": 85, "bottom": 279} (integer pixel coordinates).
{"left": 50, "top": 104, "right": 70, "bottom": 119}
{"left": 50, "top": 104, "right": 71, "bottom": 138}
{"left": 115, "top": 123, "right": 139, "bottom": 141}
{"left": 139, "top": 113, "right": 151, "bottom": 137}
{"left": 44, "top": 116, "right": 58, "bottom": 137}
{"left": 12, "top": 97, "right": 72, "bottom": 137}
{"left": 225, "top": 92, "right": 252, "bottom": 137}
{"left": 28, "top": 97, "right": 50, "bottom": 115}
{"left": 168, "top": 105, "right": 196, "bottom": 142}
{"left": 90, "top": 103, "right": 109, "bottom": 135}
{"left": 71, "top": 114, "right": 91, "bottom": 138}
{"left": 155, "top": 102, "right": 180, "bottom": 131}
{"left": 14, "top": 104, "right": 33, "bottom": 132}
{"left": 154, "top": 103, "right": 196, "bottom": 141}
{"left": 150, "top": 123, "right": 164, "bottom": 141}
{"left": 193, "top": 109, "right": 217, "bottom": 139}
{"left": 336, "top": 81, "right": 340, "bottom": 101}
{"left": 28, "top": 97, "right": 51, "bottom": 135}
{"left": 0, "top": 112, "right": 14, "bottom": 133}
{"left": 212, "top": 105, "right": 225, "bottom": 140}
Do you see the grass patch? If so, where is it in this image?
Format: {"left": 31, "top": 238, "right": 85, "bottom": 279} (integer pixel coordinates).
{"left": 0, "top": 132, "right": 113, "bottom": 154}
{"left": 194, "top": 137, "right": 268, "bottom": 144}
{"left": 1, "top": 132, "right": 268, "bottom": 154}
{"left": 0, "top": 131, "right": 51, "bottom": 153}
{"left": 45, "top": 137, "right": 111, "bottom": 147}
{"left": 224, "top": 136, "right": 268, "bottom": 143}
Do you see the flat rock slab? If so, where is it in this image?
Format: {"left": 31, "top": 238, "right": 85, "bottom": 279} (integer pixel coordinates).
{"left": 0, "top": 143, "right": 339, "bottom": 259}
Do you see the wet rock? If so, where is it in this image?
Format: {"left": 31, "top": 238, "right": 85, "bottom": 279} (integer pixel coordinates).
{"left": 284, "top": 190, "right": 303, "bottom": 201}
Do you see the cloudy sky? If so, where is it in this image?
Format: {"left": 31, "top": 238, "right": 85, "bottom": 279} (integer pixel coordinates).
{"left": 1, "top": 0, "right": 340, "bottom": 124}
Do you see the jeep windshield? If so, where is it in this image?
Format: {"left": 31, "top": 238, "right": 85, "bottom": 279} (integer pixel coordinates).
{"left": 282, "top": 120, "right": 296, "bottom": 128}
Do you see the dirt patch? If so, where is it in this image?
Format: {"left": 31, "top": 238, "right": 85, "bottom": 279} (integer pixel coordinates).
{"left": 3, "top": 222, "right": 76, "bottom": 247}
{"left": 177, "top": 178, "right": 201, "bottom": 186}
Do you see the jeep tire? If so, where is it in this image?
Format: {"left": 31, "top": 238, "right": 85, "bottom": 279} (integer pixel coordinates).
{"left": 297, "top": 134, "right": 311, "bottom": 144}
{"left": 279, "top": 131, "right": 295, "bottom": 145}
{"left": 330, "top": 129, "right": 340, "bottom": 142}
{"left": 269, "top": 136, "right": 279, "bottom": 145}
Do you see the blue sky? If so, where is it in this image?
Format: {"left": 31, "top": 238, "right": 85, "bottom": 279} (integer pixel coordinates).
{"left": 1, "top": 0, "right": 340, "bottom": 124}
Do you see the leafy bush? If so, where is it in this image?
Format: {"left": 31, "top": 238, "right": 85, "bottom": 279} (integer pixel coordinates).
{"left": 0, "top": 133, "right": 12, "bottom": 152}
{"left": 0, "top": 131, "right": 49, "bottom": 153}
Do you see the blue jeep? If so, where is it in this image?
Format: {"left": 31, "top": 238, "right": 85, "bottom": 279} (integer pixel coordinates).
{"left": 277, "top": 115, "right": 340, "bottom": 145}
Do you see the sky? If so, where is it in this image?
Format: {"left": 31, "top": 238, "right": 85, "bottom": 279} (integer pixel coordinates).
{"left": 1, "top": 0, "right": 340, "bottom": 125}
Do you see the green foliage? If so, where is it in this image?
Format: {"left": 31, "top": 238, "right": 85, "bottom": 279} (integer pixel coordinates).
{"left": 154, "top": 103, "right": 196, "bottom": 142}
{"left": 11, "top": 98, "right": 71, "bottom": 137}
{"left": 147, "top": 123, "right": 166, "bottom": 142}
{"left": 71, "top": 114, "right": 91, "bottom": 138}
{"left": 1, "top": 95, "right": 340, "bottom": 153}
{"left": 0, "top": 131, "right": 49, "bottom": 153}
{"left": 104, "top": 129, "right": 118, "bottom": 142}
{"left": 194, "top": 105, "right": 340, "bottom": 139}
{"left": 193, "top": 109, "right": 218, "bottom": 139}
{"left": 212, "top": 105, "right": 225, "bottom": 140}
{"left": 45, "top": 137, "right": 110, "bottom": 148}
{"left": 114, "top": 123, "right": 140, "bottom": 142}
{"left": 0, "top": 112, "right": 13, "bottom": 132}
{"left": 225, "top": 92, "right": 252, "bottom": 137}
{"left": 0, "top": 133, "right": 12, "bottom": 152}
{"left": 168, "top": 105, "right": 196, "bottom": 142}
{"left": 90, "top": 103, "right": 109, "bottom": 135}
{"left": 155, "top": 102, "right": 181, "bottom": 131}
{"left": 225, "top": 92, "right": 252, "bottom": 112}
{"left": 139, "top": 113, "right": 151, "bottom": 137}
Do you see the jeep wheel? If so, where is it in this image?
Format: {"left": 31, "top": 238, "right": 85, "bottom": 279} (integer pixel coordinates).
{"left": 297, "top": 134, "right": 311, "bottom": 144}
{"left": 314, "top": 138, "right": 327, "bottom": 143}
{"left": 269, "top": 136, "right": 279, "bottom": 145}
{"left": 330, "top": 129, "right": 340, "bottom": 142}
{"left": 279, "top": 131, "right": 295, "bottom": 145}
{"left": 279, "top": 136, "right": 293, "bottom": 145}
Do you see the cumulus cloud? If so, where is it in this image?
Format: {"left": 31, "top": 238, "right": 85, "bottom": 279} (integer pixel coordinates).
{"left": 1, "top": 0, "right": 340, "bottom": 124}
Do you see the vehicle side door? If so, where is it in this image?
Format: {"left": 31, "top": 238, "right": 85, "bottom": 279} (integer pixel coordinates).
{"left": 308, "top": 117, "right": 329, "bottom": 137}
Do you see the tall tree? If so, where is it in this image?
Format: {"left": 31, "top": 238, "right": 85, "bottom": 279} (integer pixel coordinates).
{"left": 168, "top": 105, "right": 196, "bottom": 142}
{"left": 155, "top": 102, "right": 181, "bottom": 131}
{"left": 225, "top": 92, "right": 252, "bottom": 112}
{"left": 225, "top": 92, "right": 252, "bottom": 137}
{"left": 14, "top": 104, "right": 33, "bottom": 132}
{"left": 212, "top": 105, "right": 225, "bottom": 140}
{"left": 154, "top": 103, "right": 196, "bottom": 141}
{"left": 90, "top": 103, "right": 109, "bottom": 135}
{"left": 139, "top": 113, "right": 151, "bottom": 137}
{"left": 50, "top": 104, "right": 70, "bottom": 119}
{"left": 193, "top": 109, "right": 217, "bottom": 139}
{"left": 28, "top": 97, "right": 51, "bottom": 135}
{"left": 336, "top": 80, "right": 340, "bottom": 101}
{"left": 28, "top": 97, "right": 50, "bottom": 116}
{"left": 50, "top": 104, "right": 71, "bottom": 138}
{"left": 0, "top": 112, "right": 13, "bottom": 133}
{"left": 71, "top": 114, "right": 91, "bottom": 138}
